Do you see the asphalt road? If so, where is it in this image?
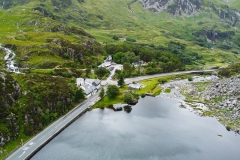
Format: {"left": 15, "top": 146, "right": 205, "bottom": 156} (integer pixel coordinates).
{"left": 103, "top": 69, "right": 215, "bottom": 85}
{"left": 6, "top": 93, "right": 100, "bottom": 160}
{"left": 6, "top": 69, "right": 215, "bottom": 160}
{"left": 124, "top": 70, "right": 215, "bottom": 84}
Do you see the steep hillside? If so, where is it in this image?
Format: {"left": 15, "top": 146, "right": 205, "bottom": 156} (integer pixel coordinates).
{"left": 139, "top": 0, "right": 203, "bottom": 15}
{"left": 0, "top": 0, "right": 240, "bottom": 68}
{"left": 0, "top": 1, "right": 103, "bottom": 70}
{"left": 0, "top": 0, "right": 240, "bottom": 157}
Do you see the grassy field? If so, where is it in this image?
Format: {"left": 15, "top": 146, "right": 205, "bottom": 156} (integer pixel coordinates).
{"left": 135, "top": 77, "right": 162, "bottom": 95}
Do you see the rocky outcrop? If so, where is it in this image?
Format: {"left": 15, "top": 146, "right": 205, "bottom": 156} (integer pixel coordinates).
{"left": 203, "top": 75, "right": 240, "bottom": 116}
{"left": 0, "top": 70, "right": 21, "bottom": 108}
{"left": 139, "top": 0, "right": 203, "bottom": 15}
{"left": 210, "top": 3, "right": 239, "bottom": 26}
{"left": 193, "top": 30, "right": 235, "bottom": 44}
{"left": 0, "top": 70, "right": 21, "bottom": 147}
{"left": 180, "top": 75, "right": 240, "bottom": 132}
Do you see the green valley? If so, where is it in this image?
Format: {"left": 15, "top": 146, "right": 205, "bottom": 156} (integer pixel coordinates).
{"left": 1, "top": 0, "right": 240, "bottom": 158}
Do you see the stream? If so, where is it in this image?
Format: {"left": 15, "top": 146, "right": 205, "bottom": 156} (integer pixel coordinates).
{"left": 0, "top": 44, "right": 20, "bottom": 73}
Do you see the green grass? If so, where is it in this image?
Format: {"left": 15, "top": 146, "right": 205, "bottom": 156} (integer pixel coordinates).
{"left": 152, "top": 86, "right": 162, "bottom": 96}
{"left": 212, "top": 96, "right": 223, "bottom": 103}
{"left": 202, "top": 110, "right": 212, "bottom": 117}
{"left": 135, "top": 77, "right": 161, "bottom": 95}
{"left": 164, "top": 88, "right": 171, "bottom": 93}
{"left": 92, "top": 96, "right": 124, "bottom": 109}
{"left": 30, "top": 69, "right": 54, "bottom": 74}
{"left": 195, "top": 81, "right": 211, "bottom": 92}
{"left": 0, "top": 132, "right": 30, "bottom": 160}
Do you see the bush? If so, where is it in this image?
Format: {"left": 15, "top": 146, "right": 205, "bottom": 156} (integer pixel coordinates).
{"left": 158, "top": 77, "right": 168, "bottom": 84}
{"left": 112, "top": 35, "right": 119, "bottom": 40}
{"left": 124, "top": 93, "right": 133, "bottom": 104}
{"left": 126, "top": 37, "right": 136, "bottom": 42}
{"left": 107, "top": 85, "right": 119, "bottom": 99}
{"left": 164, "top": 88, "right": 171, "bottom": 93}
{"left": 188, "top": 76, "right": 193, "bottom": 81}
{"left": 226, "top": 125, "right": 231, "bottom": 131}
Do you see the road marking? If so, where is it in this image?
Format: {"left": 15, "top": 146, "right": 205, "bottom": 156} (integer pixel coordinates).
{"left": 39, "top": 136, "right": 45, "bottom": 141}
{"left": 29, "top": 142, "right": 35, "bottom": 146}
{"left": 22, "top": 147, "right": 28, "bottom": 151}
{"left": 18, "top": 151, "right": 25, "bottom": 158}
{"left": 55, "top": 122, "right": 63, "bottom": 128}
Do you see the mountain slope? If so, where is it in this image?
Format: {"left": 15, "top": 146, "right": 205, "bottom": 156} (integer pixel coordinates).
{"left": 0, "top": 1, "right": 103, "bottom": 69}
{"left": 0, "top": 1, "right": 239, "bottom": 80}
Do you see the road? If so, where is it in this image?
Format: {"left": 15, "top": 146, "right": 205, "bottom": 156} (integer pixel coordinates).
{"left": 104, "top": 69, "right": 216, "bottom": 85}
{"left": 6, "top": 93, "right": 100, "bottom": 160}
{"left": 6, "top": 69, "right": 215, "bottom": 160}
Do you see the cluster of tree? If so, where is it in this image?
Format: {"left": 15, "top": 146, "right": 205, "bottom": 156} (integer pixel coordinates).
{"left": 106, "top": 85, "right": 120, "bottom": 98}
{"left": 113, "top": 51, "right": 139, "bottom": 64}
{"left": 167, "top": 41, "right": 203, "bottom": 65}
{"left": 105, "top": 42, "right": 202, "bottom": 65}
{"left": 94, "top": 67, "right": 110, "bottom": 79}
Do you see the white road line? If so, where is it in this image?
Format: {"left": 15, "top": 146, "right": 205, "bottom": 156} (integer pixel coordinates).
{"left": 29, "top": 142, "right": 35, "bottom": 146}
{"left": 39, "top": 136, "right": 45, "bottom": 141}
{"left": 18, "top": 151, "right": 25, "bottom": 158}
{"left": 22, "top": 147, "right": 28, "bottom": 151}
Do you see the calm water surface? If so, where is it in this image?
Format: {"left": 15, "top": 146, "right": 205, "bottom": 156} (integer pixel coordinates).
{"left": 32, "top": 96, "right": 240, "bottom": 160}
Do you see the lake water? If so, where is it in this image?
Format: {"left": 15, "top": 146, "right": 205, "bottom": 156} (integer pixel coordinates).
{"left": 32, "top": 96, "right": 240, "bottom": 160}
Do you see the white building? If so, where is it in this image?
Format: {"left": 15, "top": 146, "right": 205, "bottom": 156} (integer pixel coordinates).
{"left": 128, "top": 83, "right": 144, "bottom": 90}
{"left": 76, "top": 78, "right": 101, "bottom": 98}
{"left": 76, "top": 78, "right": 84, "bottom": 87}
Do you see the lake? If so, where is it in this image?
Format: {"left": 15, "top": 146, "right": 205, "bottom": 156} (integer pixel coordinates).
{"left": 32, "top": 96, "right": 240, "bottom": 160}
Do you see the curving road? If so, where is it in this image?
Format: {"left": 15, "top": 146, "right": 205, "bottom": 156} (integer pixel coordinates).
{"left": 6, "top": 69, "right": 215, "bottom": 160}
{"left": 103, "top": 69, "right": 216, "bottom": 85}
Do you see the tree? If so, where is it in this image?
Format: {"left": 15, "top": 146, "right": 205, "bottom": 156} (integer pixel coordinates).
{"left": 99, "top": 88, "right": 105, "bottom": 99}
{"left": 123, "top": 62, "right": 133, "bottom": 77}
{"left": 112, "top": 35, "right": 119, "bottom": 40}
{"left": 188, "top": 76, "right": 193, "bottom": 81}
{"left": 124, "top": 93, "right": 133, "bottom": 104}
{"left": 106, "top": 85, "right": 119, "bottom": 99}
{"left": 118, "top": 73, "right": 124, "bottom": 87}
{"left": 75, "top": 88, "right": 85, "bottom": 102}
{"left": 95, "top": 67, "right": 110, "bottom": 79}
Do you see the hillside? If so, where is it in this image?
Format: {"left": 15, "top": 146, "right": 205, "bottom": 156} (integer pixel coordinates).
{"left": 0, "top": 0, "right": 240, "bottom": 69}
{"left": 1, "top": 0, "right": 240, "bottom": 158}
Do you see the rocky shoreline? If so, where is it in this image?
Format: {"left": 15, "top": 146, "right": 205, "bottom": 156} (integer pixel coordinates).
{"left": 178, "top": 75, "right": 240, "bottom": 133}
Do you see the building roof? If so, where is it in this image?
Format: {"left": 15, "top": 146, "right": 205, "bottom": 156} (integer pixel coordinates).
{"left": 93, "top": 79, "right": 101, "bottom": 86}
{"left": 128, "top": 83, "right": 144, "bottom": 89}
{"left": 76, "top": 78, "right": 84, "bottom": 86}
{"left": 85, "top": 78, "right": 101, "bottom": 86}
{"left": 98, "top": 62, "right": 111, "bottom": 68}
{"left": 85, "top": 78, "right": 95, "bottom": 84}
{"left": 81, "top": 84, "right": 96, "bottom": 95}
{"left": 106, "top": 55, "right": 112, "bottom": 61}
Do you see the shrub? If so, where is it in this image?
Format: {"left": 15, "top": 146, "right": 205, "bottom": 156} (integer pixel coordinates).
{"left": 188, "top": 76, "right": 193, "bottom": 81}
{"left": 164, "top": 88, "right": 171, "bottom": 93}
{"left": 226, "top": 125, "right": 231, "bottom": 131}
{"left": 107, "top": 85, "right": 119, "bottom": 99}
{"left": 124, "top": 93, "right": 133, "bottom": 104}
{"left": 158, "top": 77, "right": 168, "bottom": 84}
